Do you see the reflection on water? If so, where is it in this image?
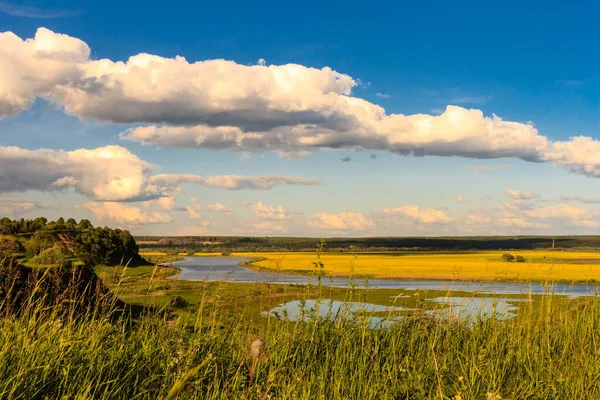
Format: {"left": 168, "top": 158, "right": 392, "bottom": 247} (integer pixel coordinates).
{"left": 427, "top": 297, "right": 527, "bottom": 320}
{"left": 263, "top": 299, "right": 409, "bottom": 328}
{"left": 264, "top": 296, "right": 528, "bottom": 327}
{"left": 171, "top": 256, "right": 600, "bottom": 296}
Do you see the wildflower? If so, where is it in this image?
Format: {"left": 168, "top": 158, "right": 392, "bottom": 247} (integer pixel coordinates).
{"left": 458, "top": 376, "right": 464, "bottom": 382}
{"left": 249, "top": 337, "right": 264, "bottom": 383}
{"left": 250, "top": 337, "right": 264, "bottom": 361}
{"left": 454, "top": 394, "right": 462, "bottom": 400}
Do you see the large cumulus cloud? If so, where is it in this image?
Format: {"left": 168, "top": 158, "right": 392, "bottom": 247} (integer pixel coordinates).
{"left": 0, "top": 145, "right": 157, "bottom": 201}
{"left": 121, "top": 106, "right": 549, "bottom": 161}
{"left": 0, "top": 145, "right": 322, "bottom": 201}
{"left": 2, "top": 28, "right": 600, "bottom": 177}
{"left": 0, "top": 28, "right": 89, "bottom": 117}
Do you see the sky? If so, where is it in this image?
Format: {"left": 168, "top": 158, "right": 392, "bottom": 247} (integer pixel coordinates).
{"left": 1, "top": 0, "right": 600, "bottom": 236}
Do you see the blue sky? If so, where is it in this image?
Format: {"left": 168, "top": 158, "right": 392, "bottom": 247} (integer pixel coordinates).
{"left": 1, "top": 0, "right": 600, "bottom": 236}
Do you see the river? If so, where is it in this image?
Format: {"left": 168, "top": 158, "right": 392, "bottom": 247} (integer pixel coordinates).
{"left": 170, "top": 256, "right": 600, "bottom": 296}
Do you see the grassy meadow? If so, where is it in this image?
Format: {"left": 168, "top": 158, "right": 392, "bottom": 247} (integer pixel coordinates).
{"left": 4, "top": 221, "right": 600, "bottom": 398}
{"left": 2, "top": 262, "right": 600, "bottom": 399}
{"left": 221, "top": 250, "right": 600, "bottom": 282}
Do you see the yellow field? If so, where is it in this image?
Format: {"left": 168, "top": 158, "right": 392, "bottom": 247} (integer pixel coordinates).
{"left": 140, "top": 252, "right": 222, "bottom": 257}
{"left": 229, "top": 251, "right": 600, "bottom": 282}
{"left": 139, "top": 252, "right": 167, "bottom": 256}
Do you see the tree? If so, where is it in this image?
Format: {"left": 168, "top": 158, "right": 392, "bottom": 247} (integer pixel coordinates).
{"left": 502, "top": 253, "right": 515, "bottom": 262}
{"left": 0, "top": 238, "right": 23, "bottom": 256}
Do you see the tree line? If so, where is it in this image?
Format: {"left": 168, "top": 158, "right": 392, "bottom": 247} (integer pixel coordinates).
{"left": 135, "top": 235, "right": 600, "bottom": 252}
{"left": 0, "top": 217, "right": 141, "bottom": 266}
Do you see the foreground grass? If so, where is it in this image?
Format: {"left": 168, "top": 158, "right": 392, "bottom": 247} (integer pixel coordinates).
{"left": 1, "top": 280, "right": 599, "bottom": 399}
{"left": 231, "top": 250, "right": 600, "bottom": 282}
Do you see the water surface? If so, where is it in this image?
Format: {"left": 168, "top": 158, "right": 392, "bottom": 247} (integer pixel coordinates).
{"left": 171, "top": 256, "right": 600, "bottom": 296}
{"left": 264, "top": 297, "right": 526, "bottom": 327}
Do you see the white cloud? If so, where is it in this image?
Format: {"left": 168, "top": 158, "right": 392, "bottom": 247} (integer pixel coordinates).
{"left": 452, "top": 194, "right": 465, "bottom": 203}
{"left": 307, "top": 212, "right": 374, "bottom": 231}
{"left": 254, "top": 221, "right": 287, "bottom": 233}
{"left": 148, "top": 174, "right": 321, "bottom": 190}
{"left": 375, "top": 92, "right": 391, "bottom": 99}
{"left": 2, "top": 28, "right": 600, "bottom": 179}
{"left": 382, "top": 206, "right": 453, "bottom": 224}
{"left": 560, "top": 196, "right": 600, "bottom": 204}
{"left": 0, "top": 145, "right": 157, "bottom": 201}
{"left": 0, "top": 200, "right": 39, "bottom": 217}
{"left": 78, "top": 202, "right": 172, "bottom": 225}
{"left": 493, "top": 200, "right": 600, "bottom": 230}
{"left": 541, "top": 136, "right": 600, "bottom": 178}
{"left": 467, "top": 165, "right": 489, "bottom": 172}
{"left": 450, "top": 95, "right": 492, "bottom": 105}
{"left": 503, "top": 189, "right": 539, "bottom": 200}
{"left": 186, "top": 199, "right": 233, "bottom": 219}
{"left": 122, "top": 106, "right": 550, "bottom": 161}
{"left": 185, "top": 206, "right": 201, "bottom": 220}
{"left": 174, "top": 221, "right": 212, "bottom": 236}
{"left": 244, "top": 202, "right": 291, "bottom": 220}
{"left": 466, "top": 214, "right": 491, "bottom": 225}
{"left": 520, "top": 204, "right": 592, "bottom": 221}
{"left": 0, "top": 28, "right": 89, "bottom": 117}
{"left": 0, "top": 145, "right": 320, "bottom": 200}
{"left": 189, "top": 199, "right": 233, "bottom": 214}
{"left": 496, "top": 217, "right": 550, "bottom": 229}
{"left": 0, "top": 3, "right": 81, "bottom": 18}
{"left": 142, "top": 193, "right": 180, "bottom": 211}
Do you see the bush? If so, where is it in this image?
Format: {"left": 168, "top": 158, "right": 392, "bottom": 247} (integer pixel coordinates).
{"left": 169, "top": 295, "right": 190, "bottom": 308}
{"left": 29, "top": 247, "right": 72, "bottom": 267}
{"left": 502, "top": 253, "right": 515, "bottom": 262}
{"left": 0, "top": 238, "right": 24, "bottom": 257}
{"left": 516, "top": 255, "right": 526, "bottom": 263}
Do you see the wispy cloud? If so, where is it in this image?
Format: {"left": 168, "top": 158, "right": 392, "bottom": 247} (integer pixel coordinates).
{"left": 452, "top": 194, "right": 465, "bottom": 203}
{"left": 560, "top": 196, "right": 600, "bottom": 204}
{"left": 0, "top": 1, "right": 82, "bottom": 18}
{"left": 341, "top": 157, "right": 352, "bottom": 162}
{"left": 450, "top": 95, "right": 493, "bottom": 105}
{"left": 557, "top": 79, "right": 587, "bottom": 88}
{"left": 375, "top": 92, "right": 391, "bottom": 99}
{"left": 503, "top": 189, "right": 539, "bottom": 200}
{"left": 467, "top": 165, "right": 489, "bottom": 172}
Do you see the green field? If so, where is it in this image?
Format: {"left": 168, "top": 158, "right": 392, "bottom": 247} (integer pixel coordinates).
{"left": 2, "top": 262, "right": 599, "bottom": 399}
{"left": 3, "top": 218, "right": 600, "bottom": 398}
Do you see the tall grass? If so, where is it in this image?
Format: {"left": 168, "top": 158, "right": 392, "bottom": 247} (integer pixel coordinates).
{"left": 0, "top": 264, "right": 599, "bottom": 399}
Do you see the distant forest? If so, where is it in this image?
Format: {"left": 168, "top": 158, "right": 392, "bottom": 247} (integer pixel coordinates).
{"left": 0, "top": 217, "right": 142, "bottom": 265}
{"left": 135, "top": 235, "right": 600, "bottom": 252}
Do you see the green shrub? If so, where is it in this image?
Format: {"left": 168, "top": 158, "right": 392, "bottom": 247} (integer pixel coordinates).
{"left": 169, "top": 295, "right": 190, "bottom": 308}
{"left": 516, "top": 255, "right": 526, "bottom": 263}
{"left": 0, "top": 238, "right": 23, "bottom": 256}
{"left": 29, "top": 247, "right": 72, "bottom": 267}
{"left": 502, "top": 253, "right": 515, "bottom": 262}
